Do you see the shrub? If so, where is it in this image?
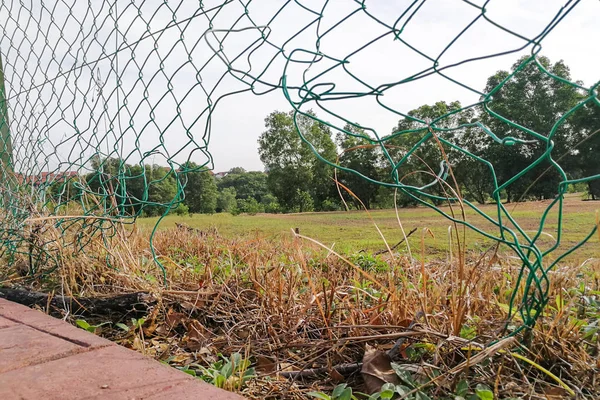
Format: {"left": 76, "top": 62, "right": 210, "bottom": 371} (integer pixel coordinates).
{"left": 236, "top": 197, "right": 264, "bottom": 215}
{"left": 173, "top": 203, "right": 189, "bottom": 216}
{"left": 320, "top": 199, "right": 341, "bottom": 211}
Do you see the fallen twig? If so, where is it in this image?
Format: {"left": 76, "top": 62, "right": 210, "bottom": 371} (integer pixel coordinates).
{"left": 0, "top": 287, "right": 154, "bottom": 316}
{"left": 279, "top": 362, "right": 362, "bottom": 379}
{"left": 371, "top": 228, "right": 417, "bottom": 256}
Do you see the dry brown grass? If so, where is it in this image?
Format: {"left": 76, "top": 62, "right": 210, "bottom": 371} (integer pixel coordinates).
{"left": 1, "top": 219, "right": 599, "bottom": 399}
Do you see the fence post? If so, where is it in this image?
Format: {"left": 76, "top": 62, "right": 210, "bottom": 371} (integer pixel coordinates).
{"left": 0, "top": 52, "right": 12, "bottom": 174}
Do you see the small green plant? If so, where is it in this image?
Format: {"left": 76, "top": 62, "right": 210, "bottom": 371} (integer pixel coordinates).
{"left": 115, "top": 317, "right": 146, "bottom": 333}
{"left": 350, "top": 253, "right": 389, "bottom": 273}
{"left": 459, "top": 324, "right": 477, "bottom": 340}
{"left": 450, "top": 380, "right": 508, "bottom": 400}
{"left": 308, "top": 383, "right": 361, "bottom": 400}
{"left": 173, "top": 203, "right": 189, "bottom": 216}
{"left": 565, "top": 284, "right": 600, "bottom": 354}
{"left": 189, "top": 353, "right": 255, "bottom": 391}
{"left": 367, "top": 365, "right": 432, "bottom": 400}
{"left": 75, "top": 319, "right": 110, "bottom": 334}
{"left": 310, "top": 379, "right": 510, "bottom": 400}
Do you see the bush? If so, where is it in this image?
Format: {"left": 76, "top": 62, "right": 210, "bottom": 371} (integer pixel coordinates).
{"left": 320, "top": 199, "right": 341, "bottom": 211}
{"left": 237, "top": 197, "right": 264, "bottom": 215}
{"left": 294, "top": 189, "right": 314, "bottom": 213}
{"left": 217, "top": 187, "right": 238, "bottom": 213}
{"left": 261, "top": 193, "right": 281, "bottom": 214}
{"left": 264, "top": 201, "right": 281, "bottom": 213}
{"left": 173, "top": 203, "right": 189, "bottom": 216}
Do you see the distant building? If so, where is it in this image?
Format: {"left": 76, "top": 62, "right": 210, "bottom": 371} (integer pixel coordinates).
{"left": 213, "top": 171, "right": 228, "bottom": 179}
{"left": 13, "top": 171, "right": 78, "bottom": 187}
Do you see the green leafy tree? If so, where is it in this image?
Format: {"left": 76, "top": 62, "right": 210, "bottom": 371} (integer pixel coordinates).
{"left": 260, "top": 193, "right": 281, "bottom": 213}
{"left": 86, "top": 155, "right": 122, "bottom": 192}
{"left": 84, "top": 158, "right": 151, "bottom": 216}
{"left": 145, "top": 164, "right": 178, "bottom": 216}
{"left": 258, "top": 110, "right": 337, "bottom": 212}
{"left": 124, "top": 163, "right": 146, "bottom": 214}
{"left": 479, "top": 55, "right": 582, "bottom": 202}
{"left": 236, "top": 197, "right": 264, "bottom": 215}
{"left": 217, "top": 187, "right": 238, "bottom": 213}
{"left": 217, "top": 169, "right": 269, "bottom": 203}
{"left": 294, "top": 189, "right": 314, "bottom": 213}
{"left": 227, "top": 167, "right": 246, "bottom": 175}
{"left": 335, "top": 123, "right": 381, "bottom": 209}
{"left": 181, "top": 162, "right": 217, "bottom": 214}
{"left": 570, "top": 99, "right": 600, "bottom": 199}
{"left": 453, "top": 124, "right": 495, "bottom": 204}
{"left": 388, "top": 101, "right": 470, "bottom": 205}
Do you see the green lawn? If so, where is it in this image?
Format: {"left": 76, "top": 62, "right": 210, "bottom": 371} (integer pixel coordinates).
{"left": 137, "top": 194, "right": 599, "bottom": 261}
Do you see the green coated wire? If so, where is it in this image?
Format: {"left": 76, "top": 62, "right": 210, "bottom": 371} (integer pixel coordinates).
{"left": 0, "top": 0, "right": 597, "bottom": 339}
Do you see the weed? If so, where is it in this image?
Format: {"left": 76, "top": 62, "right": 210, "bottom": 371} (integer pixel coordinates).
{"left": 5, "top": 202, "right": 599, "bottom": 399}
{"left": 75, "top": 319, "right": 110, "bottom": 334}
{"left": 350, "top": 253, "right": 390, "bottom": 273}
{"left": 192, "top": 353, "right": 255, "bottom": 391}
{"left": 308, "top": 383, "right": 362, "bottom": 400}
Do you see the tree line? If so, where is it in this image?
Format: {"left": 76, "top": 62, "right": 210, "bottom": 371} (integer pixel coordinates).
{"left": 47, "top": 55, "right": 598, "bottom": 216}
{"left": 78, "top": 160, "right": 276, "bottom": 217}
{"left": 258, "top": 55, "right": 599, "bottom": 211}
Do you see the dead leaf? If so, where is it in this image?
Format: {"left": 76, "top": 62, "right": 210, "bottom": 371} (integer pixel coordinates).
{"left": 143, "top": 307, "right": 160, "bottom": 336}
{"left": 155, "top": 324, "right": 169, "bottom": 336}
{"left": 186, "top": 320, "right": 209, "bottom": 341}
{"left": 256, "top": 355, "right": 277, "bottom": 374}
{"left": 396, "top": 319, "right": 413, "bottom": 328}
{"left": 236, "top": 327, "right": 250, "bottom": 339}
{"left": 329, "top": 367, "right": 344, "bottom": 383}
{"left": 132, "top": 336, "right": 145, "bottom": 352}
{"left": 166, "top": 309, "right": 186, "bottom": 328}
{"left": 183, "top": 320, "right": 210, "bottom": 351}
{"left": 369, "top": 313, "right": 384, "bottom": 326}
{"left": 169, "top": 354, "right": 191, "bottom": 364}
{"left": 543, "top": 386, "right": 568, "bottom": 400}
{"left": 361, "top": 345, "right": 401, "bottom": 394}
{"left": 181, "top": 298, "right": 206, "bottom": 311}
{"left": 143, "top": 320, "right": 158, "bottom": 336}
{"left": 279, "top": 362, "right": 295, "bottom": 372}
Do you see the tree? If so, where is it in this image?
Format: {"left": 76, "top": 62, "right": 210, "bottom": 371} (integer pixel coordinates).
{"left": 571, "top": 99, "right": 600, "bottom": 199}
{"left": 260, "top": 193, "right": 281, "bottom": 213}
{"left": 335, "top": 123, "right": 382, "bottom": 209}
{"left": 479, "top": 55, "right": 582, "bottom": 202}
{"left": 237, "top": 197, "right": 264, "bottom": 215}
{"left": 124, "top": 163, "right": 146, "bottom": 214}
{"left": 294, "top": 189, "right": 314, "bottom": 213}
{"left": 258, "top": 110, "right": 337, "bottom": 212}
{"left": 227, "top": 167, "right": 246, "bottom": 175}
{"left": 387, "top": 101, "right": 471, "bottom": 205}
{"left": 181, "top": 162, "right": 217, "bottom": 214}
{"left": 453, "top": 124, "right": 495, "bottom": 204}
{"left": 85, "top": 156, "right": 128, "bottom": 206}
{"left": 85, "top": 158, "right": 149, "bottom": 216}
{"left": 217, "top": 169, "right": 269, "bottom": 203}
{"left": 145, "top": 164, "right": 178, "bottom": 216}
{"left": 217, "top": 187, "right": 238, "bottom": 213}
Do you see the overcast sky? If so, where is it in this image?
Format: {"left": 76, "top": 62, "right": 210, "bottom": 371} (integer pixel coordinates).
{"left": 1, "top": 0, "right": 598, "bottom": 175}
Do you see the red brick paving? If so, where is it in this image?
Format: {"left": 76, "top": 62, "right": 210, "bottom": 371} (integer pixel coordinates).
{"left": 0, "top": 298, "right": 244, "bottom": 400}
{"left": 0, "top": 315, "right": 16, "bottom": 328}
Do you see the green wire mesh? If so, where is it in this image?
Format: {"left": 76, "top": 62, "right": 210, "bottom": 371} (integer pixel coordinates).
{"left": 0, "top": 1, "right": 598, "bottom": 337}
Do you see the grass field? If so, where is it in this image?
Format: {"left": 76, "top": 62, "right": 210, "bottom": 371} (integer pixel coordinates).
{"left": 139, "top": 194, "right": 599, "bottom": 261}
{"left": 4, "top": 194, "right": 600, "bottom": 399}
